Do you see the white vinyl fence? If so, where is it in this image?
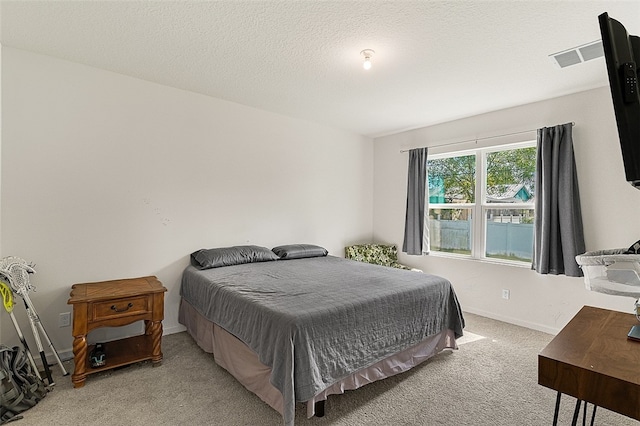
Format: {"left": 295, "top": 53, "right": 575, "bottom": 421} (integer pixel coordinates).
{"left": 429, "top": 219, "right": 533, "bottom": 260}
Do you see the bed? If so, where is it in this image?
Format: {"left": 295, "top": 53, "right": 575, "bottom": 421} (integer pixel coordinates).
{"left": 178, "top": 244, "right": 465, "bottom": 425}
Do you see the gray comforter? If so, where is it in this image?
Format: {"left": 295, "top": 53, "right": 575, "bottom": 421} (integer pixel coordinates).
{"left": 180, "top": 255, "right": 464, "bottom": 425}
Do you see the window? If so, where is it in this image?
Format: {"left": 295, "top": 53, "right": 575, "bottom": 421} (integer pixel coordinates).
{"left": 427, "top": 142, "right": 536, "bottom": 265}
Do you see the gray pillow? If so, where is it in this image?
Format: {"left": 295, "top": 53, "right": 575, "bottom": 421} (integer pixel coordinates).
{"left": 191, "top": 245, "right": 279, "bottom": 269}
{"left": 272, "top": 244, "right": 328, "bottom": 260}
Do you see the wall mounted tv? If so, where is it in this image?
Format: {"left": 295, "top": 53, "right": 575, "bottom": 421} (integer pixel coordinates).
{"left": 599, "top": 12, "right": 640, "bottom": 188}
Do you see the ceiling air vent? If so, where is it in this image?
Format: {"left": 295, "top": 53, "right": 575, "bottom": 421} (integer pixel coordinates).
{"left": 549, "top": 40, "right": 604, "bottom": 68}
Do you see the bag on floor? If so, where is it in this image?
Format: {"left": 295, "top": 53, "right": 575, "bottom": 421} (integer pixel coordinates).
{"left": 0, "top": 344, "right": 48, "bottom": 424}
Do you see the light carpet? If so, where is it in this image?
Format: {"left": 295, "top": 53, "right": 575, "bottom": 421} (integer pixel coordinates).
{"left": 16, "top": 313, "right": 638, "bottom": 425}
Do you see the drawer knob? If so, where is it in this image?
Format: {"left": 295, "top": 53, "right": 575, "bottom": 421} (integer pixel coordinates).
{"left": 111, "top": 302, "right": 133, "bottom": 313}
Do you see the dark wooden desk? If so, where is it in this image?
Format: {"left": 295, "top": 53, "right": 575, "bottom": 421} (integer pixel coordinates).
{"left": 538, "top": 306, "right": 640, "bottom": 423}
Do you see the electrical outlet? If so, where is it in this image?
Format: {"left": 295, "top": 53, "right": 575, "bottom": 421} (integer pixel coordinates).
{"left": 501, "top": 289, "right": 510, "bottom": 300}
{"left": 59, "top": 312, "right": 71, "bottom": 327}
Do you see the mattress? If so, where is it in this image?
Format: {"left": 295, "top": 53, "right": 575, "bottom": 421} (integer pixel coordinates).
{"left": 179, "top": 255, "right": 465, "bottom": 425}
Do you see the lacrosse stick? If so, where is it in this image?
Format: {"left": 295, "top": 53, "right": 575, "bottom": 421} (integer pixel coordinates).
{"left": 0, "top": 257, "right": 68, "bottom": 385}
{"left": 0, "top": 278, "right": 42, "bottom": 381}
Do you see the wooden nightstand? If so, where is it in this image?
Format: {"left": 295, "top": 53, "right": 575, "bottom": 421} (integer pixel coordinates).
{"left": 67, "top": 276, "right": 167, "bottom": 388}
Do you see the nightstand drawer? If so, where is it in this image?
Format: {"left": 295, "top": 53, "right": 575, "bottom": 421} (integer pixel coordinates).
{"left": 92, "top": 296, "right": 149, "bottom": 321}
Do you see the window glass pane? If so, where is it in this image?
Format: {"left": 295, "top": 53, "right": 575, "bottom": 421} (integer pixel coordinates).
{"left": 485, "top": 208, "right": 534, "bottom": 262}
{"left": 428, "top": 208, "right": 472, "bottom": 255}
{"left": 428, "top": 155, "right": 476, "bottom": 204}
{"left": 486, "top": 147, "right": 536, "bottom": 203}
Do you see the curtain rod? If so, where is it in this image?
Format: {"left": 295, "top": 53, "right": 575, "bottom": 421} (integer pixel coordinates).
{"left": 399, "top": 122, "right": 575, "bottom": 153}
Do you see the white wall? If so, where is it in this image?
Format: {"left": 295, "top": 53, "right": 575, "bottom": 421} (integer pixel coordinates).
{"left": 4, "top": 46, "right": 636, "bottom": 359}
{"left": 373, "top": 87, "right": 640, "bottom": 334}
{"left": 0, "top": 47, "right": 373, "bottom": 357}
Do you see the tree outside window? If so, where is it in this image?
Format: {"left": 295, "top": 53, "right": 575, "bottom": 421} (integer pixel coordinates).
{"left": 427, "top": 144, "right": 536, "bottom": 264}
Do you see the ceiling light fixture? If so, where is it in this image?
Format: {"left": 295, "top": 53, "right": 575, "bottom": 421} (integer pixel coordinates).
{"left": 360, "top": 49, "right": 375, "bottom": 70}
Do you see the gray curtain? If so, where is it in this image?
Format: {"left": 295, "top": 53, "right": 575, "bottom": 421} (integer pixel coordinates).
{"left": 402, "top": 148, "right": 428, "bottom": 255}
{"left": 532, "top": 123, "right": 585, "bottom": 277}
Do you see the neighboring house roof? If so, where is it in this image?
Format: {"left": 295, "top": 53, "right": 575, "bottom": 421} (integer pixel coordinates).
{"left": 430, "top": 182, "right": 534, "bottom": 204}
{"left": 486, "top": 183, "right": 533, "bottom": 203}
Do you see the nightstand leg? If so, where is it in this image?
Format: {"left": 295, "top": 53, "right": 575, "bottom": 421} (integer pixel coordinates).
{"left": 148, "top": 320, "right": 163, "bottom": 365}
{"left": 71, "top": 335, "right": 87, "bottom": 388}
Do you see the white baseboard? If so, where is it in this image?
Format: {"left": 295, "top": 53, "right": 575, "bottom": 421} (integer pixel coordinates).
{"left": 163, "top": 324, "right": 186, "bottom": 335}
{"left": 463, "top": 307, "right": 561, "bottom": 335}
{"left": 37, "top": 324, "right": 188, "bottom": 367}
{"left": 31, "top": 348, "right": 74, "bottom": 370}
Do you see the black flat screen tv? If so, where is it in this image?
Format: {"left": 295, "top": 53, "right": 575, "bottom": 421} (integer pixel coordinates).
{"left": 599, "top": 12, "right": 640, "bottom": 188}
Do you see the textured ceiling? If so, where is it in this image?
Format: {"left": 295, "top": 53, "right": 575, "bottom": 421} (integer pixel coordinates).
{"left": 1, "top": 1, "right": 640, "bottom": 137}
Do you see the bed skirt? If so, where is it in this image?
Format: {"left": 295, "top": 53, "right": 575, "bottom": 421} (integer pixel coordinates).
{"left": 178, "top": 298, "right": 457, "bottom": 419}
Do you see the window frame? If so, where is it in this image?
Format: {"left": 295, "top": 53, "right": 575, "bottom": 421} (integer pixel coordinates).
{"left": 427, "top": 140, "right": 536, "bottom": 266}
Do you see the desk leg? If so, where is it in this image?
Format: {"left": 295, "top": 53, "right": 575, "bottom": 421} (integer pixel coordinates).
{"left": 553, "top": 392, "right": 561, "bottom": 426}
{"left": 71, "top": 335, "right": 87, "bottom": 388}
{"left": 553, "top": 394, "right": 598, "bottom": 426}
{"left": 571, "top": 399, "right": 582, "bottom": 426}
{"left": 580, "top": 402, "right": 598, "bottom": 426}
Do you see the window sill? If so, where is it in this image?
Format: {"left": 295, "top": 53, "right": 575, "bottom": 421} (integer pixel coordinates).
{"left": 427, "top": 251, "right": 532, "bottom": 269}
